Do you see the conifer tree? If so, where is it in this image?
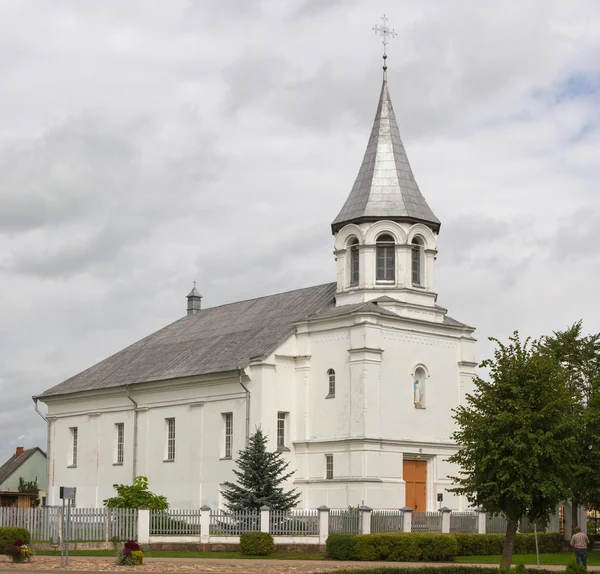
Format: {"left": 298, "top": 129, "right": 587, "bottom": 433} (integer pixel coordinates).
{"left": 221, "top": 428, "right": 300, "bottom": 511}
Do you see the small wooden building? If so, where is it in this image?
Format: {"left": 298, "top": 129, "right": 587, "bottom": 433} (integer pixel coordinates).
{"left": 0, "top": 491, "right": 37, "bottom": 508}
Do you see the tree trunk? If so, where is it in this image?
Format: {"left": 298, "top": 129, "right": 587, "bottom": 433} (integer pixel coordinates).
{"left": 572, "top": 501, "right": 579, "bottom": 536}
{"left": 500, "top": 519, "right": 518, "bottom": 570}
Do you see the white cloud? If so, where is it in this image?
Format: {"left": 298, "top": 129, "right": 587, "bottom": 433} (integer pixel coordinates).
{"left": 1, "top": 0, "right": 600, "bottom": 462}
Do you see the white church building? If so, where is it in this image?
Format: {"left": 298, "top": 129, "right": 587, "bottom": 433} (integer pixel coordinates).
{"left": 37, "top": 64, "right": 477, "bottom": 511}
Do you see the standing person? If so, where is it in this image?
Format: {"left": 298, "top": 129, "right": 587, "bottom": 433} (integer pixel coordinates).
{"left": 570, "top": 526, "right": 590, "bottom": 569}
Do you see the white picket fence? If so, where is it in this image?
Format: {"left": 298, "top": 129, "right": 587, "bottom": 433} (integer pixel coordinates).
{"left": 371, "top": 509, "right": 405, "bottom": 533}
{"left": 0, "top": 507, "right": 137, "bottom": 542}
{"left": 3, "top": 506, "right": 549, "bottom": 545}
{"left": 269, "top": 510, "right": 319, "bottom": 536}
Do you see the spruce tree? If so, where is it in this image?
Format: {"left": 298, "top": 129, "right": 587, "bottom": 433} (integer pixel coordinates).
{"left": 221, "top": 428, "right": 301, "bottom": 511}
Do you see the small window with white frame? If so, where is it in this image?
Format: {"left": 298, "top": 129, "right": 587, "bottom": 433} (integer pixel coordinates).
{"left": 115, "top": 423, "right": 124, "bottom": 465}
{"left": 411, "top": 236, "right": 424, "bottom": 286}
{"left": 376, "top": 234, "right": 395, "bottom": 282}
{"left": 69, "top": 427, "right": 78, "bottom": 467}
{"left": 165, "top": 418, "right": 176, "bottom": 461}
{"left": 349, "top": 238, "right": 360, "bottom": 286}
{"left": 277, "top": 411, "right": 289, "bottom": 451}
{"left": 223, "top": 413, "right": 233, "bottom": 458}
{"left": 326, "top": 369, "right": 335, "bottom": 398}
{"left": 325, "top": 454, "right": 333, "bottom": 480}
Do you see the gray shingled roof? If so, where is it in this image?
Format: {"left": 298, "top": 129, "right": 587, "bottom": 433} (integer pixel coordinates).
{"left": 38, "top": 282, "right": 471, "bottom": 399}
{"left": 332, "top": 78, "right": 440, "bottom": 233}
{"left": 0, "top": 448, "right": 46, "bottom": 485}
{"left": 39, "top": 283, "right": 338, "bottom": 398}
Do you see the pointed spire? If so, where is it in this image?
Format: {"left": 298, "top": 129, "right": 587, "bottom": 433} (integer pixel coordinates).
{"left": 332, "top": 67, "right": 440, "bottom": 234}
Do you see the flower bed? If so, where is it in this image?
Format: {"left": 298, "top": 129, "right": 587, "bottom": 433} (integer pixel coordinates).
{"left": 116, "top": 540, "right": 144, "bottom": 565}
{"left": 4, "top": 539, "right": 34, "bottom": 563}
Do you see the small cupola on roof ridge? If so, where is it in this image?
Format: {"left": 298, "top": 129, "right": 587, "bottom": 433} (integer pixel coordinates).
{"left": 331, "top": 50, "right": 440, "bottom": 234}
{"left": 186, "top": 281, "right": 202, "bottom": 315}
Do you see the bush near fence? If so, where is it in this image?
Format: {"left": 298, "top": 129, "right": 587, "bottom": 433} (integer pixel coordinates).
{"left": 327, "top": 532, "right": 565, "bottom": 562}
{"left": 240, "top": 532, "right": 275, "bottom": 556}
{"left": 0, "top": 527, "right": 31, "bottom": 553}
{"left": 327, "top": 533, "right": 459, "bottom": 562}
{"left": 454, "top": 532, "right": 564, "bottom": 555}
{"left": 333, "top": 569, "right": 556, "bottom": 574}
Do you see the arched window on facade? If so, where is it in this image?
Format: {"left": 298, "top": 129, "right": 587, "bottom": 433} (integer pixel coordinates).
{"left": 327, "top": 369, "right": 335, "bottom": 398}
{"left": 413, "top": 366, "right": 426, "bottom": 409}
{"left": 349, "top": 238, "right": 360, "bottom": 286}
{"left": 411, "top": 236, "right": 424, "bottom": 286}
{"left": 376, "top": 234, "right": 395, "bottom": 282}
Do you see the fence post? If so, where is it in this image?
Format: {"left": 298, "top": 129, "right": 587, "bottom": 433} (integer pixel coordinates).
{"left": 401, "top": 507, "right": 412, "bottom": 533}
{"left": 440, "top": 507, "right": 451, "bottom": 533}
{"left": 359, "top": 506, "right": 372, "bottom": 535}
{"left": 137, "top": 508, "right": 150, "bottom": 544}
{"left": 260, "top": 506, "right": 270, "bottom": 534}
{"left": 200, "top": 506, "right": 211, "bottom": 544}
{"left": 57, "top": 506, "right": 64, "bottom": 545}
{"left": 476, "top": 509, "right": 486, "bottom": 534}
{"left": 318, "top": 506, "right": 330, "bottom": 546}
{"left": 104, "top": 508, "right": 111, "bottom": 546}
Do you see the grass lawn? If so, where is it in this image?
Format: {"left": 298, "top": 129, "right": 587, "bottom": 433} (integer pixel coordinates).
{"left": 34, "top": 549, "right": 325, "bottom": 560}
{"left": 456, "top": 552, "right": 599, "bottom": 566}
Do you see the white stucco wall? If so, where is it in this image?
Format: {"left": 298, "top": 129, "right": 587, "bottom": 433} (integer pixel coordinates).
{"left": 43, "top": 302, "right": 474, "bottom": 511}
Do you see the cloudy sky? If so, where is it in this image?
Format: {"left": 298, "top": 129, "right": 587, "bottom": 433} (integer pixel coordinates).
{"left": 1, "top": 0, "right": 599, "bottom": 463}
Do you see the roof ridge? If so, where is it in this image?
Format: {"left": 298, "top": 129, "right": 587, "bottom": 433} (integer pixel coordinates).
{"left": 196, "top": 282, "right": 336, "bottom": 313}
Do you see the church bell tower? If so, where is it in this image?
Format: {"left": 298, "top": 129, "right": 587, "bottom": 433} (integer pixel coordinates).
{"left": 332, "top": 31, "right": 443, "bottom": 321}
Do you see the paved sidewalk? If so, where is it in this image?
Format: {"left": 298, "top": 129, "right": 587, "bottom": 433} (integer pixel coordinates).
{"left": 0, "top": 556, "right": 583, "bottom": 573}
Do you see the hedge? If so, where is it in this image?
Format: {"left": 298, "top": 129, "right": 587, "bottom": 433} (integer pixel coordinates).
{"left": 239, "top": 532, "right": 275, "bottom": 556}
{"left": 326, "top": 532, "right": 565, "bottom": 561}
{"left": 327, "top": 533, "right": 458, "bottom": 562}
{"left": 0, "top": 527, "right": 31, "bottom": 554}
{"left": 333, "top": 569, "right": 556, "bottom": 574}
{"left": 453, "top": 533, "right": 564, "bottom": 555}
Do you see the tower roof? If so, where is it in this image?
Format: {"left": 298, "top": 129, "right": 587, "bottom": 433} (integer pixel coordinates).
{"left": 332, "top": 77, "right": 440, "bottom": 233}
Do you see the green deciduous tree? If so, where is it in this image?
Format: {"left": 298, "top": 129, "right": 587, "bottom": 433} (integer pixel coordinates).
{"left": 448, "top": 332, "right": 579, "bottom": 569}
{"left": 542, "top": 322, "right": 600, "bottom": 530}
{"left": 103, "top": 476, "right": 168, "bottom": 510}
{"left": 221, "top": 428, "right": 300, "bottom": 511}
{"left": 18, "top": 477, "right": 40, "bottom": 507}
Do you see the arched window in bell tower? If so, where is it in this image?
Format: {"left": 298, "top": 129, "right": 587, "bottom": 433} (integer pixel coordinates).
{"left": 376, "top": 234, "right": 395, "bottom": 282}
{"left": 411, "top": 236, "right": 424, "bottom": 286}
{"left": 349, "top": 238, "right": 360, "bottom": 286}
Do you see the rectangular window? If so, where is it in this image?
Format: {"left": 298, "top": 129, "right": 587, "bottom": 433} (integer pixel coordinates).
{"left": 350, "top": 246, "right": 359, "bottom": 286}
{"left": 69, "top": 427, "right": 78, "bottom": 467}
{"left": 376, "top": 245, "right": 395, "bottom": 281}
{"left": 277, "top": 412, "right": 288, "bottom": 449}
{"left": 115, "top": 423, "right": 124, "bottom": 464}
{"left": 224, "top": 413, "right": 233, "bottom": 458}
{"left": 165, "top": 418, "right": 176, "bottom": 461}
{"left": 325, "top": 454, "right": 333, "bottom": 480}
{"left": 412, "top": 246, "right": 421, "bottom": 285}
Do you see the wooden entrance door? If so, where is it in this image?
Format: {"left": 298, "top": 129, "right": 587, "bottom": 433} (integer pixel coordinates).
{"left": 404, "top": 459, "right": 427, "bottom": 511}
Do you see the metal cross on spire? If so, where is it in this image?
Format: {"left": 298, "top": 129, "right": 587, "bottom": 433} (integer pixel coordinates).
{"left": 373, "top": 14, "right": 396, "bottom": 76}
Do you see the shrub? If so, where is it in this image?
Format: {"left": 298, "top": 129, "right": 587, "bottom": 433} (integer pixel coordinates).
{"left": 332, "top": 568, "right": 556, "bottom": 574}
{"left": 239, "top": 532, "right": 275, "bottom": 556}
{"left": 116, "top": 540, "right": 144, "bottom": 565}
{"left": 0, "top": 528, "right": 30, "bottom": 554}
{"left": 453, "top": 532, "right": 563, "bottom": 556}
{"left": 327, "top": 533, "right": 458, "bottom": 562}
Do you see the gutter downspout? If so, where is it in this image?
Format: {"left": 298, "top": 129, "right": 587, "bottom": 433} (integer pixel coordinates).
{"left": 125, "top": 386, "right": 138, "bottom": 482}
{"left": 32, "top": 396, "right": 50, "bottom": 505}
{"left": 238, "top": 368, "right": 250, "bottom": 446}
